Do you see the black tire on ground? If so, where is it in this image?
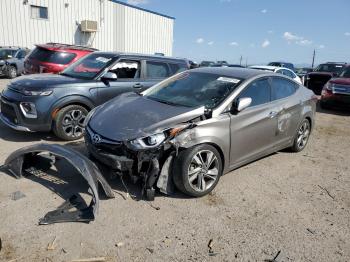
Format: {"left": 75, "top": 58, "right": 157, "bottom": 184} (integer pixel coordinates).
{"left": 53, "top": 105, "right": 88, "bottom": 141}
{"left": 6, "top": 66, "right": 17, "bottom": 79}
{"left": 173, "top": 144, "right": 223, "bottom": 197}
{"left": 290, "top": 119, "right": 311, "bottom": 152}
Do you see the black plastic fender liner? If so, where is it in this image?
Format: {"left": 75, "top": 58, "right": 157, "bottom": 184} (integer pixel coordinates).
{"left": 3, "top": 143, "right": 115, "bottom": 224}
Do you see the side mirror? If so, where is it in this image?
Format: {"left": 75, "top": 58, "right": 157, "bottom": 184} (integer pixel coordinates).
{"left": 232, "top": 97, "right": 252, "bottom": 113}
{"left": 101, "top": 72, "right": 117, "bottom": 81}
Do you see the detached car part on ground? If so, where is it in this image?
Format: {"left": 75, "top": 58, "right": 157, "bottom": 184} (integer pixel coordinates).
{"left": 84, "top": 67, "right": 316, "bottom": 198}
{"left": 0, "top": 52, "right": 189, "bottom": 141}
{"left": 3, "top": 144, "right": 114, "bottom": 224}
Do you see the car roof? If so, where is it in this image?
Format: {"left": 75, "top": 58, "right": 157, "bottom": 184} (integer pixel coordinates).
{"left": 250, "top": 65, "right": 293, "bottom": 72}
{"left": 36, "top": 43, "right": 97, "bottom": 52}
{"left": 269, "top": 61, "right": 293, "bottom": 64}
{"left": 93, "top": 51, "right": 188, "bottom": 63}
{"left": 0, "top": 46, "right": 26, "bottom": 50}
{"left": 189, "top": 67, "right": 271, "bottom": 80}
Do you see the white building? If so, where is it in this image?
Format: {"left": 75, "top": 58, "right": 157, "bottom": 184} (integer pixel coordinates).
{"left": 0, "top": 0, "right": 174, "bottom": 56}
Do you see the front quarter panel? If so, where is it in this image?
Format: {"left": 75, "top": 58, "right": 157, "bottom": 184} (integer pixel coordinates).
{"left": 172, "top": 114, "right": 231, "bottom": 173}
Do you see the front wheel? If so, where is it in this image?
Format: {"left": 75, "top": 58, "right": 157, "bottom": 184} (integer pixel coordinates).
{"left": 53, "top": 105, "right": 88, "bottom": 141}
{"left": 6, "top": 66, "right": 17, "bottom": 79}
{"left": 290, "top": 119, "right": 311, "bottom": 152}
{"left": 173, "top": 144, "right": 223, "bottom": 197}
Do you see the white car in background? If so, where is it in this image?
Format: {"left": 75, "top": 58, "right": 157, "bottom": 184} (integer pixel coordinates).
{"left": 249, "top": 65, "right": 302, "bottom": 84}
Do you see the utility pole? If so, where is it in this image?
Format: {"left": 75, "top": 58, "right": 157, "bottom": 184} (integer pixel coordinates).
{"left": 239, "top": 55, "right": 243, "bottom": 66}
{"left": 311, "top": 49, "right": 316, "bottom": 69}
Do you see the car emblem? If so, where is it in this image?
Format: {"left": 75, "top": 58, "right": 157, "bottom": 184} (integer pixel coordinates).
{"left": 92, "top": 134, "right": 101, "bottom": 144}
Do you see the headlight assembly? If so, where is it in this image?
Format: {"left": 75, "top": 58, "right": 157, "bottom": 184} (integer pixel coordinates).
{"left": 130, "top": 132, "right": 166, "bottom": 149}
{"left": 22, "top": 90, "right": 53, "bottom": 96}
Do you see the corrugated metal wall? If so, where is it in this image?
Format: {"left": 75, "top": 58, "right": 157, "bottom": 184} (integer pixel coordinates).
{"left": 0, "top": 0, "right": 173, "bottom": 55}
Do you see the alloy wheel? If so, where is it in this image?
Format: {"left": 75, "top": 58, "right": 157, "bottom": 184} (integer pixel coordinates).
{"left": 187, "top": 150, "right": 219, "bottom": 192}
{"left": 62, "top": 109, "right": 86, "bottom": 138}
{"left": 296, "top": 121, "right": 310, "bottom": 150}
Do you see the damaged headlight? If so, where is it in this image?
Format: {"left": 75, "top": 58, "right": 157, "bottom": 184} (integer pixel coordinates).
{"left": 130, "top": 132, "right": 166, "bottom": 149}
{"left": 128, "top": 124, "right": 191, "bottom": 150}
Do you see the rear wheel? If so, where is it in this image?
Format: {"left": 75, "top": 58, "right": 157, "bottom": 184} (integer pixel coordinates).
{"left": 6, "top": 66, "right": 17, "bottom": 79}
{"left": 173, "top": 144, "right": 222, "bottom": 197}
{"left": 53, "top": 105, "right": 88, "bottom": 141}
{"left": 290, "top": 119, "right": 311, "bottom": 152}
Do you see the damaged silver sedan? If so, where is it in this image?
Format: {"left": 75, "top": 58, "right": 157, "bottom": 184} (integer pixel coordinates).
{"left": 85, "top": 67, "right": 316, "bottom": 199}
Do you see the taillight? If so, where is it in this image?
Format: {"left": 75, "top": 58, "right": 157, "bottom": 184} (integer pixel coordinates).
{"left": 322, "top": 82, "right": 333, "bottom": 96}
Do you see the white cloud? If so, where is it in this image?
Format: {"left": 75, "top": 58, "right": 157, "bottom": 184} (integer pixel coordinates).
{"left": 127, "top": 0, "right": 148, "bottom": 5}
{"left": 261, "top": 9, "right": 267, "bottom": 14}
{"left": 345, "top": 32, "right": 350, "bottom": 36}
{"left": 296, "top": 39, "right": 312, "bottom": 46}
{"left": 229, "top": 42, "right": 239, "bottom": 46}
{"left": 318, "top": 44, "right": 325, "bottom": 49}
{"left": 283, "top": 31, "right": 312, "bottom": 46}
{"left": 208, "top": 41, "right": 214, "bottom": 45}
{"left": 261, "top": 39, "right": 270, "bottom": 48}
{"left": 196, "top": 38, "right": 204, "bottom": 44}
{"left": 283, "top": 32, "right": 302, "bottom": 42}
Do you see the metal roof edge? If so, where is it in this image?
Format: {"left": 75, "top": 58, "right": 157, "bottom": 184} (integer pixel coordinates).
{"left": 110, "top": 0, "right": 175, "bottom": 20}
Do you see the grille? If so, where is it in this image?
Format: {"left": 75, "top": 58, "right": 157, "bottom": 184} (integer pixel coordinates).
{"left": 1, "top": 99, "right": 17, "bottom": 123}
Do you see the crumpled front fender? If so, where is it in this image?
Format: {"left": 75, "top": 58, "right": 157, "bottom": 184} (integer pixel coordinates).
{"left": 3, "top": 143, "right": 114, "bottom": 224}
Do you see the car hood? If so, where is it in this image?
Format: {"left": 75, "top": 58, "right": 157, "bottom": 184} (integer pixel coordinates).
{"left": 8, "top": 73, "right": 92, "bottom": 91}
{"left": 329, "top": 77, "right": 350, "bottom": 85}
{"left": 89, "top": 92, "right": 205, "bottom": 141}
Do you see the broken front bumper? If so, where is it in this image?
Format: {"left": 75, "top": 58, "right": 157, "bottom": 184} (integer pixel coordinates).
{"left": 3, "top": 143, "right": 115, "bottom": 224}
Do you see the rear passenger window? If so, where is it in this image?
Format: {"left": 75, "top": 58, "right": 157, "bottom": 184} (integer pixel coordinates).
{"left": 271, "top": 77, "right": 297, "bottom": 100}
{"left": 169, "top": 63, "right": 187, "bottom": 74}
{"left": 238, "top": 79, "right": 270, "bottom": 107}
{"left": 146, "top": 61, "right": 170, "bottom": 78}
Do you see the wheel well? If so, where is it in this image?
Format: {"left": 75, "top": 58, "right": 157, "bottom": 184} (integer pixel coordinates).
{"left": 207, "top": 142, "right": 225, "bottom": 169}
{"left": 51, "top": 102, "right": 92, "bottom": 123}
{"left": 305, "top": 116, "right": 312, "bottom": 129}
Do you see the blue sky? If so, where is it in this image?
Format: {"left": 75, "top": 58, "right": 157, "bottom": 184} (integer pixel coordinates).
{"left": 124, "top": 0, "right": 350, "bottom": 65}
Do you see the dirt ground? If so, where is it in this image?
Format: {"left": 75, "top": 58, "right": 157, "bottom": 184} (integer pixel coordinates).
{"left": 0, "top": 77, "right": 349, "bottom": 262}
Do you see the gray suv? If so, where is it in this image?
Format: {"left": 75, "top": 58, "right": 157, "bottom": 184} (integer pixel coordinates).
{"left": 85, "top": 67, "right": 316, "bottom": 199}
{"left": 0, "top": 52, "right": 189, "bottom": 140}
{"left": 0, "top": 47, "right": 30, "bottom": 78}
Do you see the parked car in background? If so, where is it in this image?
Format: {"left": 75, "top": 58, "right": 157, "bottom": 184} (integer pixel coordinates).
{"left": 217, "top": 61, "right": 228, "bottom": 65}
{"left": 305, "top": 62, "right": 347, "bottom": 95}
{"left": 0, "top": 52, "right": 189, "bottom": 140}
{"left": 295, "top": 67, "right": 313, "bottom": 84}
{"left": 249, "top": 65, "right": 302, "bottom": 84}
{"left": 188, "top": 60, "right": 199, "bottom": 69}
{"left": 24, "top": 43, "right": 97, "bottom": 74}
{"left": 200, "top": 61, "right": 215, "bottom": 67}
{"left": 0, "top": 46, "right": 30, "bottom": 78}
{"left": 85, "top": 67, "right": 316, "bottom": 198}
{"left": 268, "top": 61, "right": 295, "bottom": 72}
{"left": 320, "top": 65, "right": 350, "bottom": 109}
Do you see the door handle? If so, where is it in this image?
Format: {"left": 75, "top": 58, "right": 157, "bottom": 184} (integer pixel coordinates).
{"left": 133, "top": 83, "right": 143, "bottom": 88}
{"left": 269, "top": 111, "right": 278, "bottom": 118}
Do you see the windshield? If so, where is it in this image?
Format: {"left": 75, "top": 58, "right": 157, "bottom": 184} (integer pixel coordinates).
{"left": 144, "top": 72, "right": 241, "bottom": 109}
{"left": 61, "top": 53, "right": 115, "bottom": 79}
{"left": 315, "top": 64, "right": 345, "bottom": 73}
{"left": 0, "top": 49, "right": 15, "bottom": 59}
{"left": 339, "top": 67, "right": 350, "bottom": 78}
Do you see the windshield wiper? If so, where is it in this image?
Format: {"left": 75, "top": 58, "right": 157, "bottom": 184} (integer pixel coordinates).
{"left": 148, "top": 97, "right": 182, "bottom": 107}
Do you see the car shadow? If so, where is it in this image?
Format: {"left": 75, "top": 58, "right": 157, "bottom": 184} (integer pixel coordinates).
{"left": 0, "top": 122, "right": 61, "bottom": 142}
{"left": 316, "top": 101, "right": 350, "bottom": 116}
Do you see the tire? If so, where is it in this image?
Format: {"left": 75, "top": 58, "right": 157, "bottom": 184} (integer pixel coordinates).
{"left": 6, "top": 66, "right": 17, "bottom": 79}
{"left": 53, "top": 105, "right": 88, "bottom": 141}
{"left": 290, "top": 119, "right": 311, "bottom": 152}
{"left": 173, "top": 144, "right": 223, "bottom": 197}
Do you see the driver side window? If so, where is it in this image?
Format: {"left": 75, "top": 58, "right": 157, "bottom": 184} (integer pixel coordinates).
{"left": 237, "top": 79, "right": 271, "bottom": 107}
{"left": 109, "top": 60, "right": 140, "bottom": 79}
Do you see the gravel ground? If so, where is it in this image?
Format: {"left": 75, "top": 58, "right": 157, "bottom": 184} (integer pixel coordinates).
{"left": 0, "top": 77, "right": 349, "bottom": 262}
